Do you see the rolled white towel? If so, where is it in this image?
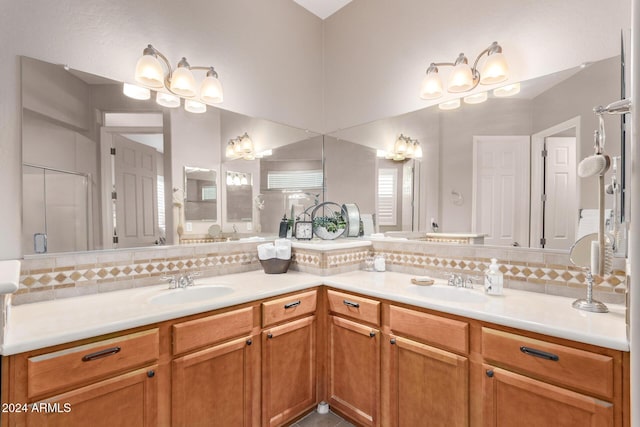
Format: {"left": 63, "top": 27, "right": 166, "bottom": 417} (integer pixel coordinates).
{"left": 0, "top": 260, "right": 20, "bottom": 294}
{"left": 275, "top": 239, "right": 292, "bottom": 260}
{"left": 257, "top": 243, "right": 277, "bottom": 260}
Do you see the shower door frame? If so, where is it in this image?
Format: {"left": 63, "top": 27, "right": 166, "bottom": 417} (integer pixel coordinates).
{"left": 22, "top": 163, "right": 93, "bottom": 253}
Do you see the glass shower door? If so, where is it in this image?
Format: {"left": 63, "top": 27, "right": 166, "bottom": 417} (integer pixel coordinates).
{"left": 22, "top": 165, "right": 90, "bottom": 254}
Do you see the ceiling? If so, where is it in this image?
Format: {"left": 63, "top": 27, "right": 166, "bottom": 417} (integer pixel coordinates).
{"left": 293, "top": 0, "right": 352, "bottom": 19}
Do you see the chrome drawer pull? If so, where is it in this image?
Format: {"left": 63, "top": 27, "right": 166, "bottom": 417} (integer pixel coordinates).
{"left": 343, "top": 299, "right": 360, "bottom": 308}
{"left": 82, "top": 346, "right": 121, "bottom": 362}
{"left": 284, "top": 300, "right": 301, "bottom": 309}
{"left": 520, "top": 346, "right": 559, "bottom": 361}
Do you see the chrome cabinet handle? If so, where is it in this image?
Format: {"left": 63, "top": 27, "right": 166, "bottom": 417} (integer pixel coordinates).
{"left": 82, "top": 346, "right": 121, "bottom": 362}
{"left": 520, "top": 346, "right": 559, "bottom": 361}
{"left": 284, "top": 300, "right": 301, "bottom": 309}
{"left": 343, "top": 299, "right": 360, "bottom": 308}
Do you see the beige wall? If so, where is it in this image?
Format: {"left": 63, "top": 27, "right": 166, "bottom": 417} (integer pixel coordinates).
{"left": 323, "top": 0, "right": 630, "bottom": 132}
{"left": 0, "top": 0, "right": 323, "bottom": 259}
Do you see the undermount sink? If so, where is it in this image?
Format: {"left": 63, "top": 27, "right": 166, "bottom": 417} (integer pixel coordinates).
{"left": 149, "top": 285, "right": 234, "bottom": 305}
{"left": 407, "top": 285, "right": 488, "bottom": 304}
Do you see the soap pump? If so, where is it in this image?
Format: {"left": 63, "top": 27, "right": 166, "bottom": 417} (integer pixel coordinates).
{"left": 278, "top": 215, "right": 289, "bottom": 238}
{"left": 484, "top": 258, "right": 503, "bottom": 295}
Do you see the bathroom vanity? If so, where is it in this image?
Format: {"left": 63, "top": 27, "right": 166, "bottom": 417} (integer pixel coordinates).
{"left": 0, "top": 270, "right": 628, "bottom": 427}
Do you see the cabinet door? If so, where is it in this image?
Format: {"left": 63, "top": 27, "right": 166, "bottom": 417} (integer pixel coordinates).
{"left": 482, "top": 364, "right": 614, "bottom": 427}
{"left": 388, "top": 336, "right": 468, "bottom": 427}
{"left": 262, "top": 316, "right": 316, "bottom": 427}
{"left": 328, "top": 315, "right": 380, "bottom": 426}
{"left": 26, "top": 366, "right": 157, "bottom": 427}
{"left": 172, "top": 336, "right": 255, "bottom": 427}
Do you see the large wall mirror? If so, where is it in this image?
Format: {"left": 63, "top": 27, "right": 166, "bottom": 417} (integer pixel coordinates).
{"left": 20, "top": 56, "right": 322, "bottom": 254}
{"left": 20, "top": 49, "right": 627, "bottom": 256}
{"left": 327, "top": 55, "right": 627, "bottom": 252}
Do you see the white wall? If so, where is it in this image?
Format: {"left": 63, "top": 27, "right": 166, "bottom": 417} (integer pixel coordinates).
{"left": 0, "top": 0, "right": 323, "bottom": 259}
{"left": 323, "top": 0, "right": 630, "bottom": 132}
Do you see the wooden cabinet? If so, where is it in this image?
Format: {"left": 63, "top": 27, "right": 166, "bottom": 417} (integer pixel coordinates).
{"left": 25, "top": 366, "right": 158, "bottom": 427}
{"left": 4, "top": 329, "right": 160, "bottom": 427}
{"left": 170, "top": 307, "right": 257, "bottom": 427}
{"left": 387, "top": 336, "right": 468, "bottom": 427}
{"left": 481, "top": 327, "right": 620, "bottom": 427}
{"left": 262, "top": 316, "right": 317, "bottom": 427}
{"left": 482, "top": 365, "right": 613, "bottom": 427}
{"left": 386, "top": 305, "right": 469, "bottom": 427}
{"left": 172, "top": 335, "right": 255, "bottom": 427}
{"left": 328, "top": 315, "right": 380, "bottom": 426}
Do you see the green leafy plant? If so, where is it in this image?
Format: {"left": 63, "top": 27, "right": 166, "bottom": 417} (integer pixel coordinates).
{"left": 313, "top": 212, "right": 346, "bottom": 233}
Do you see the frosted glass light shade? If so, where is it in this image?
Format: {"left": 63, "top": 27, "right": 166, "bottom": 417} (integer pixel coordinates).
{"left": 438, "top": 99, "right": 461, "bottom": 110}
{"left": 184, "top": 99, "right": 206, "bottom": 113}
{"left": 394, "top": 136, "right": 408, "bottom": 154}
{"left": 225, "top": 144, "right": 235, "bottom": 158}
{"left": 414, "top": 144, "right": 423, "bottom": 158}
{"left": 123, "top": 83, "right": 151, "bottom": 100}
{"left": 463, "top": 92, "right": 488, "bottom": 104}
{"left": 493, "top": 83, "right": 520, "bottom": 97}
{"left": 480, "top": 52, "right": 509, "bottom": 85}
{"left": 240, "top": 134, "right": 254, "bottom": 153}
{"left": 200, "top": 75, "right": 224, "bottom": 104}
{"left": 447, "top": 63, "right": 474, "bottom": 93}
{"left": 170, "top": 66, "right": 196, "bottom": 97}
{"left": 156, "top": 92, "right": 180, "bottom": 108}
{"left": 135, "top": 55, "right": 164, "bottom": 88}
{"left": 420, "top": 72, "right": 443, "bottom": 99}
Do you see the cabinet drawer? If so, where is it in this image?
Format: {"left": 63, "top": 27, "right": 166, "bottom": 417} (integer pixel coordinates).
{"left": 389, "top": 305, "right": 468, "bottom": 354}
{"left": 28, "top": 329, "right": 159, "bottom": 399}
{"left": 482, "top": 328, "right": 614, "bottom": 398}
{"left": 262, "top": 290, "right": 317, "bottom": 327}
{"left": 173, "top": 307, "right": 254, "bottom": 354}
{"left": 326, "top": 290, "right": 380, "bottom": 326}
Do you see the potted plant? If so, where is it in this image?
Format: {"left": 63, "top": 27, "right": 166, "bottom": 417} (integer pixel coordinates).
{"left": 313, "top": 211, "right": 347, "bottom": 240}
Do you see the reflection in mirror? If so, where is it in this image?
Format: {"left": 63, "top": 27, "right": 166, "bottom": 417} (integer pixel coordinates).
{"left": 225, "top": 171, "right": 253, "bottom": 222}
{"left": 184, "top": 167, "right": 217, "bottom": 222}
{"left": 327, "top": 55, "right": 624, "bottom": 251}
{"left": 21, "top": 56, "right": 170, "bottom": 254}
{"left": 220, "top": 108, "right": 323, "bottom": 235}
{"left": 20, "top": 56, "right": 322, "bottom": 253}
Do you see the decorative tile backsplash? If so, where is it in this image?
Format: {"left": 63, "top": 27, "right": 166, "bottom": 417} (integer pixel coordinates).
{"left": 15, "top": 239, "right": 627, "bottom": 305}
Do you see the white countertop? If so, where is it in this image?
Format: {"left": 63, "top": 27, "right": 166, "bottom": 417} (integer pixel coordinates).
{"left": 2, "top": 270, "right": 628, "bottom": 355}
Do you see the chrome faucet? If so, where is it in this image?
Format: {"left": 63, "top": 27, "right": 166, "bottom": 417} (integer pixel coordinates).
{"left": 446, "top": 273, "right": 476, "bottom": 289}
{"left": 162, "top": 271, "right": 201, "bottom": 289}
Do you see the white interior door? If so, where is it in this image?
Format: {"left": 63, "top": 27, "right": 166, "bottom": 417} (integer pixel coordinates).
{"left": 472, "top": 136, "right": 530, "bottom": 247}
{"left": 543, "top": 137, "right": 577, "bottom": 250}
{"left": 113, "top": 134, "right": 158, "bottom": 248}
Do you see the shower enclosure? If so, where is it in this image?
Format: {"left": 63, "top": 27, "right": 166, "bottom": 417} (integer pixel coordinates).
{"left": 22, "top": 164, "right": 92, "bottom": 254}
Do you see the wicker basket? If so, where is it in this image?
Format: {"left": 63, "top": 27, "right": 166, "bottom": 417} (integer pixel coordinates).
{"left": 259, "top": 258, "right": 291, "bottom": 274}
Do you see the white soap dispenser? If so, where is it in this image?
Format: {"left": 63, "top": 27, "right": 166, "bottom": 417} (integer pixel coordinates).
{"left": 484, "top": 258, "right": 503, "bottom": 296}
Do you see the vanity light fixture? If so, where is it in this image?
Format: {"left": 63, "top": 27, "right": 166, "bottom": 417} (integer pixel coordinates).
{"left": 438, "top": 98, "right": 461, "bottom": 110}
{"left": 226, "top": 172, "right": 251, "bottom": 186}
{"left": 156, "top": 92, "right": 181, "bottom": 108}
{"left": 463, "top": 92, "right": 488, "bottom": 105}
{"left": 493, "top": 82, "right": 521, "bottom": 97}
{"left": 122, "top": 83, "right": 151, "bottom": 100}
{"left": 132, "top": 44, "right": 224, "bottom": 113}
{"left": 420, "top": 41, "right": 508, "bottom": 100}
{"left": 224, "top": 133, "right": 273, "bottom": 160}
{"left": 381, "top": 134, "right": 423, "bottom": 161}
